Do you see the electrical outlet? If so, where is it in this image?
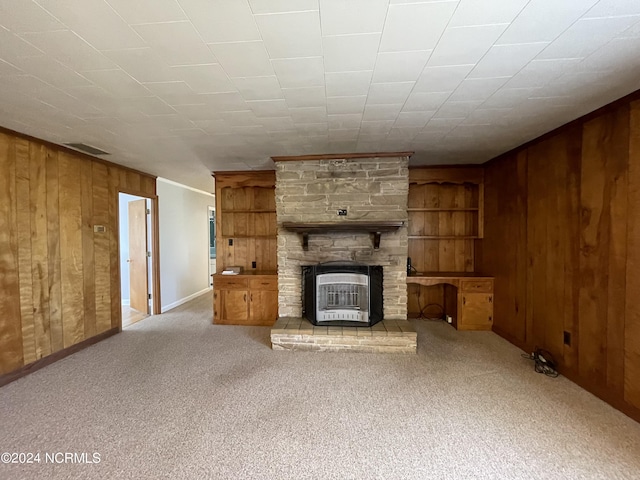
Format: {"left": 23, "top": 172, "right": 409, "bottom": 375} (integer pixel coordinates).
{"left": 228, "top": 239, "right": 233, "bottom": 246}
{"left": 337, "top": 209, "right": 347, "bottom": 216}
{"left": 563, "top": 331, "right": 571, "bottom": 346}
{"left": 252, "top": 261, "right": 257, "bottom": 268}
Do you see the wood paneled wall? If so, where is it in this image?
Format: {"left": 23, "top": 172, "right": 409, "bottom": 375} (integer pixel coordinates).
{"left": 480, "top": 95, "right": 640, "bottom": 421}
{"left": 0, "top": 129, "right": 156, "bottom": 377}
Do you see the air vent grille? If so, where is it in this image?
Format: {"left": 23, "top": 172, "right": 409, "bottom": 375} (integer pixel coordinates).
{"left": 64, "top": 143, "right": 110, "bottom": 155}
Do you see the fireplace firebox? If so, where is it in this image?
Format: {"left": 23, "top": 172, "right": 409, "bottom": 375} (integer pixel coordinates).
{"left": 302, "top": 262, "right": 383, "bottom": 327}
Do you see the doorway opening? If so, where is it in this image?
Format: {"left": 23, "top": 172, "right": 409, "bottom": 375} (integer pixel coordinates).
{"left": 119, "top": 193, "right": 154, "bottom": 328}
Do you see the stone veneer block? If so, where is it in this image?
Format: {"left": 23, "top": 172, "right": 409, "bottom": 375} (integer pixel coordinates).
{"left": 271, "top": 317, "right": 417, "bottom": 354}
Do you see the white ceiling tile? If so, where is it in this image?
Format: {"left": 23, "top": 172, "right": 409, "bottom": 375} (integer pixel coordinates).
{"left": 36, "top": 0, "right": 146, "bottom": 50}
{"left": 0, "top": 0, "right": 65, "bottom": 33}
{"left": 372, "top": 51, "right": 431, "bottom": 83}
{"left": 325, "top": 71, "right": 372, "bottom": 96}
{"left": 178, "top": 0, "right": 261, "bottom": 43}
{"left": 16, "top": 56, "right": 91, "bottom": 88}
{"left": 394, "top": 110, "right": 435, "bottom": 128}
{"left": 260, "top": 116, "right": 296, "bottom": 131}
{"left": 208, "top": 42, "right": 273, "bottom": 77}
{"left": 106, "top": 0, "right": 187, "bottom": 24}
{"left": 232, "top": 76, "right": 283, "bottom": 101}
{"left": 469, "top": 42, "right": 548, "bottom": 78}
{"left": 450, "top": 0, "right": 528, "bottom": 27}
{"left": 537, "top": 16, "right": 640, "bottom": 60}
{"left": 327, "top": 113, "right": 362, "bottom": 129}
{"left": 428, "top": 24, "right": 508, "bottom": 67}
{"left": 328, "top": 128, "right": 359, "bottom": 140}
{"left": 413, "top": 65, "right": 473, "bottom": 93}
{"left": 256, "top": 11, "right": 322, "bottom": 58}
{"left": 449, "top": 77, "right": 510, "bottom": 102}
{"left": 295, "top": 122, "right": 328, "bottom": 133}
{"left": 367, "top": 82, "right": 414, "bottom": 105}
{"left": 271, "top": 57, "right": 324, "bottom": 88}
{"left": 319, "top": 0, "right": 389, "bottom": 36}
{"left": 290, "top": 106, "right": 327, "bottom": 123}
{"left": 102, "top": 47, "right": 178, "bottom": 83}
{"left": 0, "top": 59, "right": 22, "bottom": 76}
{"left": 170, "top": 64, "right": 236, "bottom": 93}
{"left": 125, "top": 96, "right": 176, "bottom": 115}
{"left": 498, "top": 0, "right": 599, "bottom": 44}
{"left": 504, "top": 58, "right": 583, "bottom": 88}
{"left": 360, "top": 119, "right": 395, "bottom": 134}
{"left": 461, "top": 107, "right": 512, "bottom": 125}
{"left": 584, "top": 0, "right": 640, "bottom": 18}
{"left": 20, "top": 30, "right": 116, "bottom": 71}
{"left": 326, "top": 96, "right": 367, "bottom": 114}
{"left": 380, "top": 2, "right": 457, "bottom": 52}
{"left": 247, "top": 99, "right": 290, "bottom": 117}
{"left": 80, "top": 69, "right": 152, "bottom": 98}
{"left": 403, "top": 91, "right": 451, "bottom": 111}
{"left": 143, "top": 81, "right": 196, "bottom": 96}
{"left": 0, "top": 28, "right": 45, "bottom": 63}
{"left": 434, "top": 100, "right": 482, "bottom": 118}
{"left": 323, "top": 34, "right": 380, "bottom": 72}
{"left": 200, "top": 92, "right": 248, "bottom": 111}
{"left": 362, "top": 103, "right": 402, "bottom": 121}
{"left": 283, "top": 86, "right": 326, "bottom": 107}
{"left": 133, "top": 22, "right": 216, "bottom": 66}
{"left": 35, "top": 88, "right": 104, "bottom": 118}
{"left": 172, "top": 103, "right": 218, "bottom": 120}
{"left": 217, "top": 110, "right": 259, "bottom": 126}
{"left": 248, "top": 0, "right": 318, "bottom": 14}
{"left": 482, "top": 87, "right": 542, "bottom": 108}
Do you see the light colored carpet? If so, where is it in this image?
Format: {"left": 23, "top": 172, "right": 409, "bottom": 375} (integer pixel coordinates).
{"left": 1, "top": 292, "right": 639, "bottom": 480}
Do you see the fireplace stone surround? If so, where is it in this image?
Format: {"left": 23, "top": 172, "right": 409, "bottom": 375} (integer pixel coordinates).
{"left": 274, "top": 154, "right": 410, "bottom": 322}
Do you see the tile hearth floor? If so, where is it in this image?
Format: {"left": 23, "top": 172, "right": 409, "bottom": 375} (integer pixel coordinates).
{"left": 270, "top": 317, "right": 417, "bottom": 353}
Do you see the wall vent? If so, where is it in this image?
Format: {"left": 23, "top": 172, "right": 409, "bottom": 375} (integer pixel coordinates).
{"left": 64, "top": 143, "right": 110, "bottom": 156}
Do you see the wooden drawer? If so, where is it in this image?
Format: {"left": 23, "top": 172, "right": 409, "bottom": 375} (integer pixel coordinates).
{"left": 460, "top": 279, "right": 493, "bottom": 293}
{"left": 249, "top": 277, "right": 278, "bottom": 290}
{"left": 214, "top": 276, "right": 248, "bottom": 289}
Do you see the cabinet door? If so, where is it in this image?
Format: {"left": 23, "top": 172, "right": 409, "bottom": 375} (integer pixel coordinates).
{"left": 249, "top": 290, "right": 278, "bottom": 326}
{"left": 459, "top": 293, "right": 493, "bottom": 330}
{"left": 218, "top": 289, "right": 248, "bottom": 323}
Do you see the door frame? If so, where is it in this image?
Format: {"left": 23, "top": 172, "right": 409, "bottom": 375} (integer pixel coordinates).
{"left": 116, "top": 188, "right": 161, "bottom": 328}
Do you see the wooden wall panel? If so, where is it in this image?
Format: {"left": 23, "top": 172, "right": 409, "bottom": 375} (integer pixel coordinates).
{"left": 30, "top": 145, "right": 51, "bottom": 360}
{"left": 625, "top": 100, "right": 640, "bottom": 409}
{"left": 59, "top": 153, "right": 85, "bottom": 348}
{"left": 0, "top": 133, "right": 24, "bottom": 374}
{"left": 481, "top": 95, "right": 640, "bottom": 421}
{"left": 15, "top": 139, "right": 36, "bottom": 365}
{"left": 0, "top": 127, "right": 157, "bottom": 379}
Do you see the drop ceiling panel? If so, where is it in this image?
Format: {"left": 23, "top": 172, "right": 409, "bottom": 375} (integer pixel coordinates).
{"left": 208, "top": 42, "right": 274, "bottom": 77}
{"left": 133, "top": 22, "right": 217, "bottom": 66}
{"left": 102, "top": 48, "right": 178, "bottom": 84}
{"left": 271, "top": 57, "right": 324, "bottom": 88}
{"left": 282, "top": 86, "right": 326, "bottom": 108}
{"left": 325, "top": 71, "right": 373, "bottom": 96}
{"left": 319, "top": 0, "right": 389, "bottom": 36}
{"left": 413, "top": 65, "right": 474, "bottom": 93}
{"left": 256, "top": 11, "right": 322, "bottom": 58}
{"left": 323, "top": 34, "right": 380, "bottom": 72}
{"left": 449, "top": 0, "right": 529, "bottom": 27}
{"left": 248, "top": 0, "right": 318, "bottom": 15}
{"left": 169, "top": 64, "right": 235, "bottom": 93}
{"left": 469, "top": 42, "right": 549, "bottom": 78}
{"left": 428, "top": 24, "right": 509, "bottom": 67}
{"left": 36, "top": 0, "right": 147, "bottom": 50}
{"left": 106, "top": 0, "right": 187, "bottom": 24}
{"left": 326, "top": 96, "right": 367, "bottom": 115}
{"left": 380, "top": 2, "right": 457, "bottom": 52}
{"left": 372, "top": 51, "right": 431, "bottom": 83}
{"left": 178, "top": 0, "right": 261, "bottom": 43}
{"left": 0, "top": 0, "right": 65, "bottom": 33}
{"left": 367, "top": 82, "right": 415, "bottom": 105}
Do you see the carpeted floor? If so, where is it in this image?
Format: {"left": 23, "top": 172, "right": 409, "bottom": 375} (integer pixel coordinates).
{"left": 1, "top": 291, "right": 639, "bottom": 480}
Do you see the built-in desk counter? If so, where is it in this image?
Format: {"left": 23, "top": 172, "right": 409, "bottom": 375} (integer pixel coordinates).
{"left": 407, "top": 273, "right": 493, "bottom": 331}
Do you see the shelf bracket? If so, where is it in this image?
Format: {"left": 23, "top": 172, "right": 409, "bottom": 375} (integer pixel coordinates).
{"left": 372, "top": 232, "right": 381, "bottom": 249}
{"left": 301, "top": 232, "right": 309, "bottom": 251}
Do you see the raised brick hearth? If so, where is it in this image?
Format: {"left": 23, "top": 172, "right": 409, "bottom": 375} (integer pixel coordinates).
{"left": 271, "top": 317, "right": 417, "bottom": 353}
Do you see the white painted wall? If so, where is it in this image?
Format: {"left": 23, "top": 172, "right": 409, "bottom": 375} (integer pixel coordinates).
{"left": 158, "top": 178, "right": 215, "bottom": 311}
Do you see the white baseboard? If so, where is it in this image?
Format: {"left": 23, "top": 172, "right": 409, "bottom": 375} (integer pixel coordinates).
{"left": 161, "top": 287, "right": 212, "bottom": 312}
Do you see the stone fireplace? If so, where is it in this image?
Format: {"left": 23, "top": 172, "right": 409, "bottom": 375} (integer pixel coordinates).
{"left": 273, "top": 154, "right": 410, "bottom": 323}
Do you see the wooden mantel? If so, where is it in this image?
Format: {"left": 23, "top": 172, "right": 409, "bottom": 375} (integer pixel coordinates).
{"left": 282, "top": 221, "right": 404, "bottom": 250}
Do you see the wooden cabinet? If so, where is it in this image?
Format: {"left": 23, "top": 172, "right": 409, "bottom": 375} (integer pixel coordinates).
{"left": 407, "top": 274, "right": 493, "bottom": 331}
{"left": 213, "top": 273, "right": 278, "bottom": 326}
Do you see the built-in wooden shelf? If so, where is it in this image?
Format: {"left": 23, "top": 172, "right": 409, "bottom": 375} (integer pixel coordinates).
{"left": 282, "top": 221, "right": 404, "bottom": 250}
